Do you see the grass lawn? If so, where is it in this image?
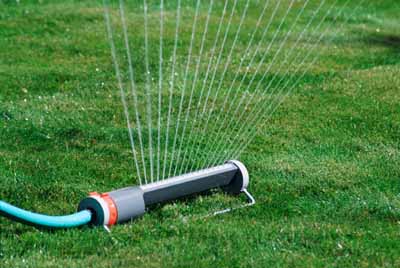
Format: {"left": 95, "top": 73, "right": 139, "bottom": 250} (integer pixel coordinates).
{"left": 0, "top": 0, "right": 399, "bottom": 267}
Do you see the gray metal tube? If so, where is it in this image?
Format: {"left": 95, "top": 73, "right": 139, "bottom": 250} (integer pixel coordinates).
{"left": 141, "top": 160, "right": 248, "bottom": 206}
{"left": 108, "top": 186, "right": 145, "bottom": 223}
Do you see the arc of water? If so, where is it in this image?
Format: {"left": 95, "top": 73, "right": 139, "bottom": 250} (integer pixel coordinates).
{"left": 168, "top": 0, "right": 202, "bottom": 178}
{"left": 143, "top": 0, "right": 155, "bottom": 182}
{"left": 176, "top": 0, "right": 250, "bottom": 175}
{"left": 178, "top": 0, "right": 230, "bottom": 173}
{"left": 190, "top": 0, "right": 282, "bottom": 170}
{"left": 118, "top": 0, "right": 148, "bottom": 184}
{"left": 162, "top": 0, "right": 182, "bottom": 180}
{"left": 230, "top": 0, "right": 362, "bottom": 162}
{"left": 106, "top": 0, "right": 368, "bottom": 183}
{"left": 190, "top": 0, "right": 297, "bottom": 171}
{"left": 180, "top": 0, "right": 251, "bottom": 174}
{"left": 198, "top": 0, "right": 239, "bottom": 117}
{"left": 212, "top": 2, "right": 341, "bottom": 165}
{"left": 103, "top": 0, "right": 142, "bottom": 184}
{"left": 174, "top": 0, "right": 215, "bottom": 176}
{"left": 203, "top": 0, "right": 313, "bottom": 168}
{"left": 157, "top": 0, "right": 164, "bottom": 181}
{"left": 206, "top": 0, "right": 324, "bottom": 167}
{"left": 217, "top": 0, "right": 363, "bottom": 164}
{"left": 180, "top": 0, "right": 273, "bottom": 174}
{"left": 215, "top": 0, "right": 347, "bottom": 164}
{"left": 181, "top": 0, "right": 240, "bottom": 173}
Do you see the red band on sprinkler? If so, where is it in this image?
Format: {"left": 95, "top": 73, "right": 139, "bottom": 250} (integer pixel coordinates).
{"left": 101, "top": 193, "right": 118, "bottom": 226}
{"left": 89, "top": 192, "right": 118, "bottom": 226}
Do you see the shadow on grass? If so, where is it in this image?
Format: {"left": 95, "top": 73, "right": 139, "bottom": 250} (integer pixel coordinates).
{"left": 347, "top": 31, "right": 400, "bottom": 69}
{"left": 364, "top": 32, "right": 400, "bottom": 52}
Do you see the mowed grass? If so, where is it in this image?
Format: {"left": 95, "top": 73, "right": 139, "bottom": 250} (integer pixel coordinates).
{"left": 0, "top": 0, "right": 400, "bottom": 267}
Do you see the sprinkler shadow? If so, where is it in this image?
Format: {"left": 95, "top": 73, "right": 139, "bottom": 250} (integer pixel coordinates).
{"left": 145, "top": 188, "right": 235, "bottom": 220}
{"left": 346, "top": 30, "right": 400, "bottom": 68}
{"left": 363, "top": 32, "right": 400, "bottom": 52}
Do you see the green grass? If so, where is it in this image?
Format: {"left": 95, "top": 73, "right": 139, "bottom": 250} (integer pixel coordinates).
{"left": 0, "top": 0, "right": 400, "bottom": 267}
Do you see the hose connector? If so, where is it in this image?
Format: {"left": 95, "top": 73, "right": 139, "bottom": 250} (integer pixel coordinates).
{"left": 78, "top": 187, "right": 145, "bottom": 226}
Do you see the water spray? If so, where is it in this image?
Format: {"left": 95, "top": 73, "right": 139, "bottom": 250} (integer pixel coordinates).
{"left": 0, "top": 160, "right": 254, "bottom": 229}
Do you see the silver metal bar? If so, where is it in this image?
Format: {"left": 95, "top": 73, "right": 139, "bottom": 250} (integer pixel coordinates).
{"left": 140, "top": 163, "right": 237, "bottom": 192}
{"left": 140, "top": 162, "right": 241, "bottom": 206}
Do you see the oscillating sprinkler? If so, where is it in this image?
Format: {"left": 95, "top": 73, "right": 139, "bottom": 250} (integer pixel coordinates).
{"left": 0, "top": 160, "right": 254, "bottom": 229}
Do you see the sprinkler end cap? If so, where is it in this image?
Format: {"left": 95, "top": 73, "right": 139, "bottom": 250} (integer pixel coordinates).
{"left": 224, "top": 160, "right": 249, "bottom": 194}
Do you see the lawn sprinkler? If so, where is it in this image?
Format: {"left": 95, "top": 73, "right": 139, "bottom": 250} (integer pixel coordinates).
{"left": 0, "top": 160, "right": 255, "bottom": 230}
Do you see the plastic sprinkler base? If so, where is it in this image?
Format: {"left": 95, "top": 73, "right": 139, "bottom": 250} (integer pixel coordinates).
{"left": 78, "top": 160, "right": 251, "bottom": 227}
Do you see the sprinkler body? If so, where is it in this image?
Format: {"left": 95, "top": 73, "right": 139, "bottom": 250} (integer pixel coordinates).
{"left": 0, "top": 160, "right": 251, "bottom": 229}
{"left": 78, "top": 160, "right": 249, "bottom": 226}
